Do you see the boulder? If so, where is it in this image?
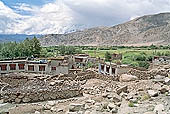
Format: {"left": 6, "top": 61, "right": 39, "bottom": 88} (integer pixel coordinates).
{"left": 69, "top": 103, "right": 85, "bottom": 112}
{"left": 116, "top": 85, "right": 128, "bottom": 94}
{"left": 154, "top": 104, "right": 165, "bottom": 114}
{"left": 165, "top": 77, "right": 170, "bottom": 85}
{"left": 119, "top": 74, "right": 138, "bottom": 82}
{"left": 15, "top": 98, "right": 21, "bottom": 103}
{"left": 147, "top": 90, "right": 158, "bottom": 97}
{"left": 22, "top": 97, "right": 31, "bottom": 103}
{"left": 107, "top": 103, "right": 118, "bottom": 113}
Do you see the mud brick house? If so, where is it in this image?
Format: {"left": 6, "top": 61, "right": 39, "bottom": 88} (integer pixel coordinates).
{"left": 0, "top": 56, "right": 74, "bottom": 75}
{"left": 98, "top": 62, "right": 131, "bottom": 76}
{"left": 111, "top": 53, "right": 122, "bottom": 60}
{"left": 152, "top": 56, "right": 170, "bottom": 65}
{"left": 74, "top": 54, "right": 89, "bottom": 68}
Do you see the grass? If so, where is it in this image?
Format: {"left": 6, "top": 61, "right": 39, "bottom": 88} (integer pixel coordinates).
{"left": 128, "top": 102, "right": 135, "bottom": 107}
{"left": 141, "top": 94, "right": 150, "bottom": 101}
{"left": 83, "top": 49, "right": 170, "bottom": 59}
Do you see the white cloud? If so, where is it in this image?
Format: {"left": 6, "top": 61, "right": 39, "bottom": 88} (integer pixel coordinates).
{"left": 1, "top": 0, "right": 170, "bottom": 34}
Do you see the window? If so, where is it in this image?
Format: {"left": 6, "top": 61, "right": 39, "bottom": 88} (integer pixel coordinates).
{"left": 39, "top": 65, "right": 45, "bottom": 71}
{"left": 28, "top": 65, "right": 34, "bottom": 71}
{"left": 0, "top": 65, "right": 7, "bottom": 71}
{"left": 10, "top": 64, "right": 16, "bottom": 70}
{"left": 18, "top": 64, "right": 25, "bottom": 70}
{"left": 51, "top": 67, "right": 56, "bottom": 71}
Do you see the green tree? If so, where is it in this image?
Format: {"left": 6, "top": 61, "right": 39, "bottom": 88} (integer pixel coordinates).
{"left": 105, "top": 51, "right": 111, "bottom": 62}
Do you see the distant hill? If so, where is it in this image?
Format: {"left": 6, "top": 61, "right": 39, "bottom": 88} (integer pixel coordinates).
{"left": 40, "top": 13, "right": 170, "bottom": 46}
{"left": 0, "top": 34, "right": 42, "bottom": 42}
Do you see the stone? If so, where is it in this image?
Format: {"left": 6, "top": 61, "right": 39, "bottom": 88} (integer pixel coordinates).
{"left": 15, "top": 98, "right": 21, "bottom": 103}
{"left": 147, "top": 90, "right": 158, "bottom": 97}
{"left": 110, "top": 93, "right": 121, "bottom": 103}
{"left": 107, "top": 103, "right": 117, "bottom": 113}
{"left": 50, "top": 107, "right": 57, "bottom": 112}
{"left": 22, "top": 97, "right": 31, "bottom": 103}
{"left": 50, "top": 82, "right": 56, "bottom": 86}
{"left": 165, "top": 77, "right": 170, "bottom": 85}
{"left": 159, "top": 86, "right": 168, "bottom": 94}
{"left": 144, "top": 111, "right": 155, "bottom": 114}
{"left": 69, "top": 103, "right": 85, "bottom": 112}
{"left": 119, "top": 74, "right": 138, "bottom": 82}
{"left": 154, "top": 104, "right": 165, "bottom": 114}
{"left": 116, "top": 85, "right": 128, "bottom": 94}
{"left": 47, "top": 101, "right": 56, "bottom": 106}
{"left": 34, "top": 111, "right": 41, "bottom": 114}
{"left": 85, "top": 99, "right": 95, "bottom": 105}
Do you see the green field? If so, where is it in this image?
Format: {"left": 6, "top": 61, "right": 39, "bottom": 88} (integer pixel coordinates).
{"left": 83, "top": 49, "right": 170, "bottom": 58}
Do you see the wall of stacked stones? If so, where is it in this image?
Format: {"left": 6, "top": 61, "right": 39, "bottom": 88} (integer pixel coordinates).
{"left": 1, "top": 88, "right": 82, "bottom": 104}
{"left": 58, "top": 71, "right": 118, "bottom": 81}
{"left": 127, "top": 68, "right": 169, "bottom": 80}
{"left": 0, "top": 74, "right": 83, "bottom": 104}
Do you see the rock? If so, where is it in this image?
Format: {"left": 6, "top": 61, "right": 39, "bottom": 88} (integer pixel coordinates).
{"left": 159, "top": 86, "right": 168, "bottom": 94}
{"left": 22, "top": 97, "right": 31, "bottom": 103}
{"left": 47, "top": 101, "right": 56, "bottom": 106}
{"left": 154, "top": 104, "right": 165, "bottom": 114}
{"left": 102, "top": 92, "right": 108, "bottom": 98}
{"left": 57, "top": 109, "right": 63, "bottom": 112}
{"left": 50, "top": 107, "right": 57, "bottom": 112}
{"left": 50, "top": 82, "right": 56, "bottom": 86}
{"left": 147, "top": 90, "right": 158, "bottom": 97}
{"left": 119, "top": 74, "right": 138, "bottom": 82}
{"left": 34, "top": 111, "right": 41, "bottom": 114}
{"left": 15, "top": 98, "right": 21, "bottom": 103}
{"left": 154, "top": 75, "right": 165, "bottom": 79}
{"left": 101, "top": 102, "right": 109, "bottom": 109}
{"left": 143, "top": 111, "right": 155, "bottom": 114}
{"left": 116, "top": 85, "right": 128, "bottom": 94}
{"left": 165, "top": 77, "right": 170, "bottom": 85}
{"left": 107, "top": 103, "right": 117, "bottom": 113}
{"left": 110, "top": 93, "right": 122, "bottom": 103}
{"left": 85, "top": 99, "right": 95, "bottom": 105}
{"left": 69, "top": 103, "right": 85, "bottom": 112}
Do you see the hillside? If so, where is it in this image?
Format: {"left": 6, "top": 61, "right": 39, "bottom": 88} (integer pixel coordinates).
{"left": 40, "top": 13, "right": 170, "bottom": 46}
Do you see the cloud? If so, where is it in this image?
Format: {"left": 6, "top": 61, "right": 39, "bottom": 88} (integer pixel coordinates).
{"left": 1, "top": 0, "right": 170, "bottom": 34}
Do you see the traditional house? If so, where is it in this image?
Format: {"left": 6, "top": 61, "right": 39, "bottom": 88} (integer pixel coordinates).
{"left": 0, "top": 56, "right": 74, "bottom": 75}
{"left": 152, "top": 56, "right": 170, "bottom": 65}
{"left": 98, "top": 62, "right": 131, "bottom": 76}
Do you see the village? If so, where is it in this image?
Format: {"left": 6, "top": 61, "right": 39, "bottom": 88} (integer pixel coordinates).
{"left": 0, "top": 52, "right": 170, "bottom": 114}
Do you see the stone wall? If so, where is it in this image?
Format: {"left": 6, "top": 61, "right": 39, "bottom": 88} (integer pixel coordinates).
{"left": 0, "top": 74, "right": 82, "bottom": 104}
{"left": 128, "top": 68, "right": 169, "bottom": 80}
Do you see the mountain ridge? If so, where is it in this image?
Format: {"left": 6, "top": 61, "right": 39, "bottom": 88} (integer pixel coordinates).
{"left": 40, "top": 12, "right": 170, "bottom": 46}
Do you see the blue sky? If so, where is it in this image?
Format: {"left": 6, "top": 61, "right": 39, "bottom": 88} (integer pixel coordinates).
{"left": 0, "top": 0, "right": 170, "bottom": 34}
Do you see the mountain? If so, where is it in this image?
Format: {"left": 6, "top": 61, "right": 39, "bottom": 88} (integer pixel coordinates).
{"left": 40, "top": 13, "right": 170, "bottom": 46}
{"left": 0, "top": 34, "right": 42, "bottom": 42}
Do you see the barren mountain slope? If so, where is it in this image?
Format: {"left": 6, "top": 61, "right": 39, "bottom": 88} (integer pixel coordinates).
{"left": 40, "top": 13, "right": 170, "bottom": 46}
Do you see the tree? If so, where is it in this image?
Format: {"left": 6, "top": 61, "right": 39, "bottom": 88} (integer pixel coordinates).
{"left": 30, "top": 36, "right": 42, "bottom": 57}
{"left": 105, "top": 51, "right": 111, "bottom": 62}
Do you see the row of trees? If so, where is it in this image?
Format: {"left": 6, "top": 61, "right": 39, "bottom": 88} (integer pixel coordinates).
{"left": 0, "top": 37, "right": 41, "bottom": 59}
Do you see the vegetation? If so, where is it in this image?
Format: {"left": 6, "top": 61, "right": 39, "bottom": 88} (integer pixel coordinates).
{"left": 0, "top": 37, "right": 41, "bottom": 59}
{"left": 0, "top": 41, "right": 170, "bottom": 69}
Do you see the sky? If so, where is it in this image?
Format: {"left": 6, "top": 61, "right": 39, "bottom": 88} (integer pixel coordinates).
{"left": 0, "top": 0, "right": 170, "bottom": 34}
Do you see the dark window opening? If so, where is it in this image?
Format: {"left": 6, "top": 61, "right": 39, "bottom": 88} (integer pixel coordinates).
{"left": 18, "top": 64, "right": 25, "bottom": 70}
{"left": 101, "top": 65, "right": 104, "bottom": 71}
{"left": 10, "top": 64, "right": 16, "bottom": 70}
{"left": 51, "top": 67, "right": 56, "bottom": 71}
{"left": 39, "top": 65, "right": 45, "bottom": 71}
{"left": 106, "top": 66, "right": 110, "bottom": 73}
{"left": 0, "top": 65, "right": 7, "bottom": 71}
{"left": 28, "top": 65, "right": 34, "bottom": 71}
{"left": 112, "top": 68, "right": 116, "bottom": 74}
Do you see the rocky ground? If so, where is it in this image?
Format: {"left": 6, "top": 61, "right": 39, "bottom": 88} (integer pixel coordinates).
{"left": 0, "top": 67, "right": 170, "bottom": 114}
